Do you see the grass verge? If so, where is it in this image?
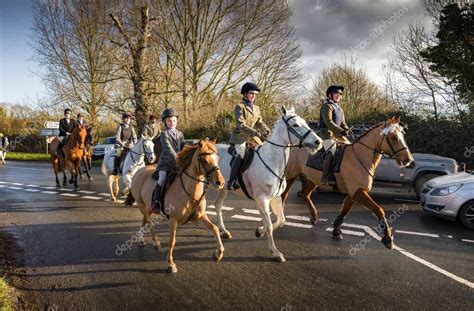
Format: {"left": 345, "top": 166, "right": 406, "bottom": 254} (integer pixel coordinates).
{"left": 5, "top": 152, "right": 50, "bottom": 161}
{"left": 0, "top": 277, "right": 14, "bottom": 310}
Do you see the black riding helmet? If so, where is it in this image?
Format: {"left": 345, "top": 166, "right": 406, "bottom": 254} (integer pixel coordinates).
{"left": 122, "top": 112, "right": 132, "bottom": 119}
{"left": 326, "top": 85, "right": 344, "bottom": 98}
{"left": 161, "top": 108, "right": 179, "bottom": 121}
{"left": 241, "top": 82, "right": 260, "bottom": 95}
{"left": 64, "top": 108, "right": 72, "bottom": 114}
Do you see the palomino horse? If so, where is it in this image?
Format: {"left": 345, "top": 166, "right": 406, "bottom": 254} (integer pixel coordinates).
{"left": 79, "top": 127, "right": 94, "bottom": 181}
{"left": 101, "top": 138, "right": 155, "bottom": 202}
{"left": 281, "top": 117, "right": 414, "bottom": 249}
{"left": 49, "top": 125, "right": 88, "bottom": 190}
{"left": 125, "top": 140, "right": 225, "bottom": 273}
{"left": 214, "top": 106, "right": 323, "bottom": 262}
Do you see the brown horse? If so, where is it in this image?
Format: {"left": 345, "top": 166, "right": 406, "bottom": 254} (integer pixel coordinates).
{"left": 282, "top": 117, "right": 414, "bottom": 249}
{"left": 125, "top": 139, "right": 226, "bottom": 273}
{"left": 50, "top": 125, "right": 88, "bottom": 190}
{"left": 79, "top": 127, "right": 94, "bottom": 181}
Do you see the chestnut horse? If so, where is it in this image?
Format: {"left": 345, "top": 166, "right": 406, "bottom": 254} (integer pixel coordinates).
{"left": 125, "top": 140, "right": 226, "bottom": 273}
{"left": 79, "top": 127, "right": 94, "bottom": 181}
{"left": 49, "top": 125, "right": 88, "bottom": 190}
{"left": 281, "top": 117, "right": 414, "bottom": 249}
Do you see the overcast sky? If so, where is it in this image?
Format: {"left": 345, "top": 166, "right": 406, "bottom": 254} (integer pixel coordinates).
{"left": 0, "top": 0, "right": 430, "bottom": 104}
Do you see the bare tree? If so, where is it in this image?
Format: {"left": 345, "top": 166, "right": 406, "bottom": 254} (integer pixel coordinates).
{"left": 31, "top": 0, "right": 115, "bottom": 133}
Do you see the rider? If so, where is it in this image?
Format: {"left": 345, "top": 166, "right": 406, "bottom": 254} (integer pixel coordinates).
{"left": 112, "top": 112, "right": 137, "bottom": 175}
{"left": 150, "top": 108, "right": 184, "bottom": 213}
{"left": 227, "top": 82, "right": 270, "bottom": 190}
{"left": 319, "top": 85, "right": 351, "bottom": 185}
{"left": 57, "top": 108, "right": 77, "bottom": 156}
{"left": 77, "top": 113, "right": 88, "bottom": 127}
{"left": 0, "top": 133, "right": 8, "bottom": 151}
{"left": 141, "top": 115, "right": 161, "bottom": 140}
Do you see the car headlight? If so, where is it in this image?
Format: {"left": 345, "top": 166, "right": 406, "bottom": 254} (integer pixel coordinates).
{"left": 430, "top": 183, "right": 462, "bottom": 196}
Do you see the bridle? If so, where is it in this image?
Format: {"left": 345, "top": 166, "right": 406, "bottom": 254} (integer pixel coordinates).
{"left": 264, "top": 115, "right": 313, "bottom": 149}
{"left": 127, "top": 139, "right": 155, "bottom": 167}
{"left": 352, "top": 124, "right": 408, "bottom": 177}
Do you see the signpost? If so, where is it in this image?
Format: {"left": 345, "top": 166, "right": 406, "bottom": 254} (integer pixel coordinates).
{"left": 40, "top": 121, "right": 60, "bottom": 154}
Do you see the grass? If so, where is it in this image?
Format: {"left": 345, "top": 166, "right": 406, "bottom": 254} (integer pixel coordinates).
{"left": 0, "top": 277, "right": 14, "bottom": 310}
{"left": 5, "top": 152, "right": 50, "bottom": 161}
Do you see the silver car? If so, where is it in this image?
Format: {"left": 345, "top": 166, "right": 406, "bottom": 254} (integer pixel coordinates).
{"left": 420, "top": 172, "right": 474, "bottom": 230}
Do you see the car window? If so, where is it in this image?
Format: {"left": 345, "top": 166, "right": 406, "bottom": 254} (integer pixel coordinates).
{"left": 101, "top": 137, "right": 116, "bottom": 144}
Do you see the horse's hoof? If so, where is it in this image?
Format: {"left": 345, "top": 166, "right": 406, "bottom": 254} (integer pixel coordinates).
{"left": 310, "top": 214, "right": 318, "bottom": 225}
{"left": 273, "top": 254, "right": 286, "bottom": 263}
{"left": 221, "top": 231, "right": 232, "bottom": 239}
{"left": 382, "top": 235, "right": 394, "bottom": 249}
{"left": 167, "top": 265, "right": 178, "bottom": 273}
{"left": 89, "top": 177, "right": 94, "bottom": 181}
{"left": 255, "top": 228, "right": 264, "bottom": 238}
{"left": 332, "top": 228, "right": 343, "bottom": 240}
{"left": 213, "top": 250, "right": 224, "bottom": 262}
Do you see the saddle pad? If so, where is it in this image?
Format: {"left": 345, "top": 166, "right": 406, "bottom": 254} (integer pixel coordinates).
{"left": 306, "top": 144, "right": 347, "bottom": 173}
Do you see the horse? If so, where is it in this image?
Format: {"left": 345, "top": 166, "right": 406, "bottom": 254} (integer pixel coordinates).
{"left": 125, "top": 139, "right": 226, "bottom": 273}
{"left": 0, "top": 137, "right": 8, "bottom": 164}
{"left": 101, "top": 138, "right": 156, "bottom": 202}
{"left": 49, "top": 125, "right": 88, "bottom": 190}
{"left": 281, "top": 117, "right": 415, "bottom": 249}
{"left": 79, "top": 127, "right": 94, "bottom": 181}
{"left": 214, "top": 106, "right": 323, "bottom": 262}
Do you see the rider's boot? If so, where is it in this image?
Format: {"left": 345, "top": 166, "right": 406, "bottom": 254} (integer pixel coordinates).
{"left": 150, "top": 183, "right": 162, "bottom": 214}
{"left": 111, "top": 155, "right": 120, "bottom": 176}
{"left": 55, "top": 142, "right": 62, "bottom": 157}
{"left": 226, "top": 156, "right": 242, "bottom": 190}
{"left": 321, "top": 152, "right": 336, "bottom": 185}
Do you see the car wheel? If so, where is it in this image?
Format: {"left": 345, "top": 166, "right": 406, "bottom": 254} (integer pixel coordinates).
{"left": 414, "top": 173, "right": 439, "bottom": 198}
{"left": 459, "top": 200, "right": 474, "bottom": 230}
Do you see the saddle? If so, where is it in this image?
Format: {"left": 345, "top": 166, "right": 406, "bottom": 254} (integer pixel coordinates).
{"left": 306, "top": 144, "right": 347, "bottom": 173}
{"left": 228, "top": 145, "right": 255, "bottom": 200}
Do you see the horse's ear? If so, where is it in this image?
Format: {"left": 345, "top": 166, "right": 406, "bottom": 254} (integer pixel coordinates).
{"left": 198, "top": 140, "right": 204, "bottom": 148}
{"left": 210, "top": 138, "right": 217, "bottom": 144}
{"left": 395, "top": 116, "right": 401, "bottom": 124}
{"left": 280, "top": 106, "right": 287, "bottom": 116}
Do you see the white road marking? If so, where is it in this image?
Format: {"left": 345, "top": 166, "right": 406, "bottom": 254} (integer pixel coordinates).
{"left": 325, "top": 227, "right": 365, "bottom": 237}
{"left": 243, "top": 208, "right": 260, "bottom": 215}
{"left": 60, "top": 188, "right": 74, "bottom": 192}
{"left": 0, "top": 185, "right": 5, "bottom": 188}
{"left": 25, "top": 189, "right": 40, "bottom": 192}
{"left": 285, "top": 222, "right": 312, "bottom": 229}
{"left": 360, "top": 225, "right": 474, "bottom": 289}
{"left": 25, "top": 184, "right": 40, "bottom": 187}
{"left": 0, "top": 181, "right": 10, "bottom": 184}
{"left": 232, "top": 214, "right": 262, "bottom": 222}
{"left": 60, "top": 193, "right": 79, "bottom": 197}
{"left": 41, "top": 191, "right": 58, "bottom": 194}
{"left": 82, "top": 196, "right": 102, "bottom": 200}
{"left": 206, "top": 211, "right": 217, "bottom": 216}
{"left": 461, "top": 239, "right": 474, "bottom": 243}
{"left": 286, "top": 215, "right": 329, "bottom": 222}
{"left": 8, "top": 186, "right": 23, "bottom": 190}
{"left": 42, "top": 186, "right": 58, "bottom": 190}
{"left": 207, "top": 205, "right": 234, "bottom": 211}
{"left": 98, "top": 193, "right": 110, "bottom": 196}
{"left": 395, "top": 230, "right": 440, "bottom": 238}
{"left": 11, "top": 182, "right": 24, "bottom": 186}
{"left": 78, "top": 190, "right": 96, "bottom": 194}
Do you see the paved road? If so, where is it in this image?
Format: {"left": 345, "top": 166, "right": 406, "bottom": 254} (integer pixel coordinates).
{"left": 0, "top": 161, "right": 473, "bottom": 310}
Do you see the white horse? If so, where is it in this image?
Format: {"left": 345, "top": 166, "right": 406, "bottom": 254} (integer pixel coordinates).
{"left": 0, "top": 137, "right": 8, "bottom": 164}
{"left": 101, "top": 138, "right": 156, "bottom": 201}
{"left": 214, "top": 106, "right": 323, "bottom": 262}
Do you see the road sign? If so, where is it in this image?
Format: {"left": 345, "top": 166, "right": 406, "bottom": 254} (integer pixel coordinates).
{"left": 44, "top": 121, "right": 60, "bottom": 128}
{"left": 40, "top": 128, "right": 59, "bottom": 136}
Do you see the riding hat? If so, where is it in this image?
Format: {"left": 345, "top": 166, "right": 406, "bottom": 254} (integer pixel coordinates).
{"left": 326, "top": 85, "right": 344, "bottom": 98}
{"left": 64, "top": 108, "right": 72, "bottom": 114}
{"left": 122, "top": 112, "right": 132, "bottom": 119}
{"left": 161, "top": 108, "right": 179, "bottom": 121}
{"left": 77, "top": 113, "right": 84, "bottom": 118}
{"left": 241, "top": 82, "right": 260, "bottom": 95}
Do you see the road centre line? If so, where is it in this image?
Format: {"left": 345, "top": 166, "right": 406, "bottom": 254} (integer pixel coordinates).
{"left": 461, "top": 239, "right": 474, "bottom": 243}
{"left": 7, "top": 186, "right": 23, "bottom": 190}
{"left": 60, "top": 193, "right": 79, "bottom": 197}
{"left": 395, "top": 230, "right": 440, "bottom": 238}
{"left": 41, "top": 191, "right": 58, "bottom": 194}
{"left": 232, "top": 214, "right": 261, "bottom": 222}
{"left": 82, "top": 196, "right": 102, "bottom": 200}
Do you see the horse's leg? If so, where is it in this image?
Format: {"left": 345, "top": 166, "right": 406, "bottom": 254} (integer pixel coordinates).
{"left": 301, "top": 181, "right": 318, "bottom": 225}
{"left": 79, "top": 158, "right": 84, "bottom": 180}
{"left": 256, "top": 197, "right": 286, "bottom": 262}
{"left": 122, "top": 174, "right": 131, "bottom": 196}
{"left": 167, "top": 219, "right": 178, "bottom": 273}
{"left": 198, "top": 214, "right": 224, "bottom": 262}
{"left": 280, "top": 178, "right": 296, "bottom": 206}
{"left": 332, "top": 195, "right": 356, "bottom": 240}
{"left": 113, "top": 177, "right": 120, "bottom": 199}
{"left": 107, "top": 175, "right": 117, "bottom": 201}
{"left": 73, "top": 163, "right": 80, "bottom": 190}
{"left": 353, "top": 189, "right": 394, "bottom": 249}
{"left": 52, "top": 158, "right": 61, "bottom": 186}
{"left": 83, "top": 157, "right": 93, "bottom": 180}
{"left": 256, "top": 196, "right": 286, "bottom": 236}
{"left": 215, "top": 189, "right": 232, "bottom": 239}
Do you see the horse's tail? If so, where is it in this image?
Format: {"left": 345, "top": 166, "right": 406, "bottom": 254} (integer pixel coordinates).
{"left": 100, "top": 156, "right": 108, "bottom": 176}
{"left": 124, "top": 192, "right": 135, "bottom": 206}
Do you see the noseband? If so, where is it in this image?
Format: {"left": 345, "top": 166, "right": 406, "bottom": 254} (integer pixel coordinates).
{"left": 265, "top": 115, "right": 313, "bottom": 148}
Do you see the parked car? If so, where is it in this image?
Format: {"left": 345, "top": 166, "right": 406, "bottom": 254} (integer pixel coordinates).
{"left": 374, "top": 153, "right": 463, "bottom": 198}
{"left": 92, "top": 137, "right": 116, "bottom": 160}
{"left": 420, "top": 172, "right": 474, "bottom": 230}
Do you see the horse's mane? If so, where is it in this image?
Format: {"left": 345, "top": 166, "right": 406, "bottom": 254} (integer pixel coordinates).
{"left": 352, "top": 122, "right": 385, "bottom": 143}
{"left": 176, "top": 141, "right": 217, "bottom": 169}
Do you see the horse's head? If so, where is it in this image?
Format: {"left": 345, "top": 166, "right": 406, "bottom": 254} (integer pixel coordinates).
{"left": 75, "top": 125, "right": 87, "bottom": 150}
{"left": 194, "top": 139, "right": 225, "bottom": 189}
{"left": 275, "top": 105, "right": 323, "bottom": 153}
{"left": 142, "top": 138, "right": 156, "bottom": 164}
{"left": 379, "top": 117, "right": 414, "bottom": 168}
